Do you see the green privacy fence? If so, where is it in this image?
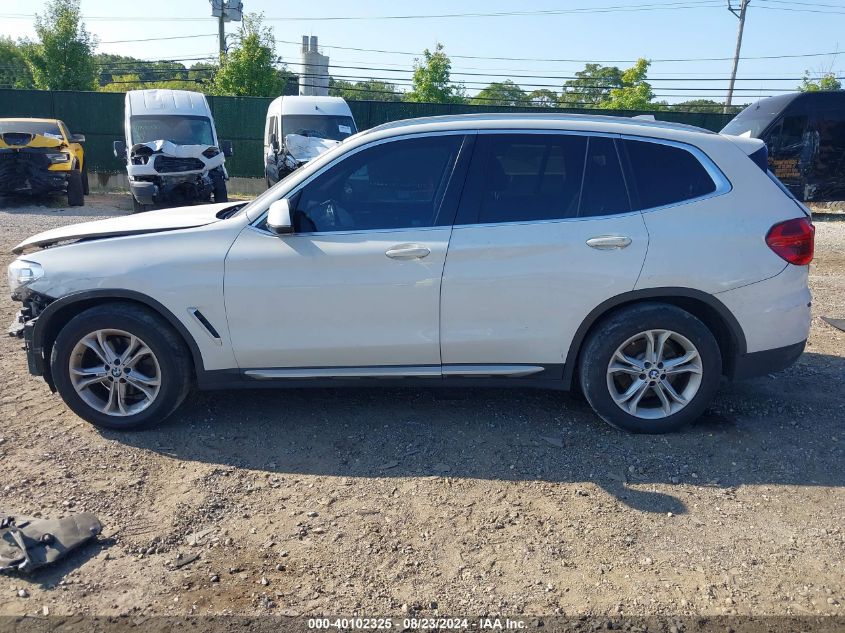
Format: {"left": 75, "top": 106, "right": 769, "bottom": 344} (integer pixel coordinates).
{"left": 0, "top": 89, "right": 735, "bottom": 178}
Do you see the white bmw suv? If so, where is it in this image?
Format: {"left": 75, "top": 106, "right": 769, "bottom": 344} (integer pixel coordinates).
{"left": 7, "top": 114, "right": 813, "bottom": 433}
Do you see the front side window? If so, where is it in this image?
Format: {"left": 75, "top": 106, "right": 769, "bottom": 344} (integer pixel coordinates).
{"left": 293, "top": 134, "right": 463, "bottom": 232}
{"left": 623, "top": 139, "right": 717, "bottom": 210}
{"left": 130, "top": 115, "right": 215, "bottom": 146}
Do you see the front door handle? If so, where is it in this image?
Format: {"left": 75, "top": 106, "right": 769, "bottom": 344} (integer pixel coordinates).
{"left": 385, "top": 244, "right": 431, "bottom": 260}
{"left": 586, "top": 235, "right": 632, "bottom": 250}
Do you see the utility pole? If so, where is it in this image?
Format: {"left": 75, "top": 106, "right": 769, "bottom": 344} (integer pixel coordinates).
{"left": 725, "top": 0, "right": 750, "bottom": 113}
{"left": 218, "top": 9, "right": 226, "bottom": 57}
{"left": 209, "top": 0, "right": 243, "bottom": 57}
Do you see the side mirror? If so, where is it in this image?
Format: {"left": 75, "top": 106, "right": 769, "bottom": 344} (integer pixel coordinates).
{"left": 71, "top": 133, "right": 86, "bottom": 143}
{"left": 220, "top": 140, "right": 233, "bottom": 157}
{"left": 113, "top": 140, "right": 126, "bottom": 158}
{"left": 267, "top": 198, "right": 293, "bottom": 235}
{"left": 270, "top": 132, "right": 278, "bottom": 151}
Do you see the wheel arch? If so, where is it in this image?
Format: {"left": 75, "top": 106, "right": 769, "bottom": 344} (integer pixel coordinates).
{"left": 563, "top": 287, "right": 746, "bottom": 389}
{"left": 33, "top": 289, "right": 204, "bottom": 389}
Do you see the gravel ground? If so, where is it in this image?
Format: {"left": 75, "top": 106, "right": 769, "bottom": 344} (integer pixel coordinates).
{"left": 0, "top": 193, "right": 843, "bottom": 618}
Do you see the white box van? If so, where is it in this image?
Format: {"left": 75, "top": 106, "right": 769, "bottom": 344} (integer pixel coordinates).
{"left": 113, "top": 89, "right": 233, "bottom": 212}
{"left": 264, "top": 96, "right": 356, "bottom": 187}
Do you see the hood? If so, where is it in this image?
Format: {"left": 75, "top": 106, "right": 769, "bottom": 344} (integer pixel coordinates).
{"left": 130, "top": 140, "right": 213, "bottom": 159}
{"left": 0, "top": 132, "right": 65, "bottom": 150}
{"left": 284, "top": 134, "right": 341, "bottom": 162}
{"left": 13, "top": 202, "right": 240, "bottom": 255}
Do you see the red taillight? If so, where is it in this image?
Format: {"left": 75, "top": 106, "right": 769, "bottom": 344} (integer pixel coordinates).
{"left": 766, "top": 217, "right": 815, "bottom": 266}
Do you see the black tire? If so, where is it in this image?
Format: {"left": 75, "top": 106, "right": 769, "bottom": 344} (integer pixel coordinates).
{"left": 578, "top": 303, "right": 722, "bottom": 434}
{"left": 212, "top": 177, "right": 228, "bottom": 203}
{"left": 66, "top": 169, "right": 84, "bottom": 206}
{"left": 50, "top": 303, "right": 193, "bottom": 430}
{"left": 81, "top": 162, "right": 90, "bottom": 195}
{"left": 132, "top": 197, "right": 149, "bottom": 213}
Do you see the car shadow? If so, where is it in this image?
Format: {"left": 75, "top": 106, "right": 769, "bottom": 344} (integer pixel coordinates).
{"left": 104, "top": 351, "right": 845, "bottom": 516}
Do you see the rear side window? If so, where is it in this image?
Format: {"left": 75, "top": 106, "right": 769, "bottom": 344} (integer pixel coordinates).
{"left": 623, "top": 139, "right": 717, "bottom": 210}
{"left": 476, "top": 134, "right": 587, "bottom": 223}
{"left": 579, "top": 136, "right": 630, "bottom": 217}
{"left": 459, "top": 133, "right": 632, "bottom": 225}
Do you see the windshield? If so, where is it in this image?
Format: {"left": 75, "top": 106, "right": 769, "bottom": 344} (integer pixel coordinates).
{"left": 282, "top": 115, "right": 356, "bottom": 141}
{"left": 721, "top": 102, "right": 786, "bottom": 138}
{"left": 0, "top": 121, "right": 64, "bottom": 140}
{"left": 130, "top": 115, "right": 215, "bottom": 146}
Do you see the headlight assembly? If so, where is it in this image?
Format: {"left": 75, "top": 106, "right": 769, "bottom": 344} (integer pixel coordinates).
{"left": 7, "top": 260, "right": 44, "bottom": 296}
{"left": 46, "top": 153, "right": 71, "bottom": 164}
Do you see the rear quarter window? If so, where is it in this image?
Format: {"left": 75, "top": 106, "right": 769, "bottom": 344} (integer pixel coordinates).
{"left": 623, "top": 139, "right": 717, "bottom": 210}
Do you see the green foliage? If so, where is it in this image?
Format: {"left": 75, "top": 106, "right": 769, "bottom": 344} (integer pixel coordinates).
{"left": 528, "top": 89, "right": 558, "bottom": 107}
{"left": 471, "top": 79, "right": 527, "bottom": 106}
{"left": 406, "top": 43, "right": 465, "bottom": 104}
{"left": 330, "top": 78, "right": 402, "bottom": 101}
{"left": 559, "top": 63, "right": 623, "bottom": 107}
{"left": 799, "top": 72, "right": 842, "bottom": 92}
{"left": 601, "top": 59, "right": 654, "bottom": 110}
{"left": 212, "top": 13, "right": 286, "bottom": 97}
{"left": 22, "top": 0, "right": 97, "bottom": 90}
{"left": 0, "top": 37, "right": 34, "bottom": 89}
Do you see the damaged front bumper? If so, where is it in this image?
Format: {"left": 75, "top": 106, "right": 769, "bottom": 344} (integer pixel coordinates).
{"left": 7, "top": 309, "right": 43, "bottom": 377}
{"left": 0, "top": 148, "right": 68, "bottom": 195}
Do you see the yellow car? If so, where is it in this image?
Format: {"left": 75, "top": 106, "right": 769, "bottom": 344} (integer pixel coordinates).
{"left": 0, "top": 118, "right": 87, "bottom": 206}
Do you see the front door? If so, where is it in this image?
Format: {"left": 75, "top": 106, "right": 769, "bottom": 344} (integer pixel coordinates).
{"left": 225, "top": 133, "right": 470, "bottom": 371}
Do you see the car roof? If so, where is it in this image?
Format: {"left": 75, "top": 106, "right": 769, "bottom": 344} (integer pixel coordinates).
{"left": 363, "top": 112, "right": 716, "bottom": 139}
{"left": 0, "top": 118, "right": 61, "bottom": 124}
{"left": 268, "top": 95, "right": 353, "bottom": 117}
{"left": 126, "top": 89, "right": 211, "bottom": 117}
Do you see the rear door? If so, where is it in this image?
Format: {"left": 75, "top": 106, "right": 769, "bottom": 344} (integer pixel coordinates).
{"left": 440, "top": 132, "right": 649, "bottom": 375}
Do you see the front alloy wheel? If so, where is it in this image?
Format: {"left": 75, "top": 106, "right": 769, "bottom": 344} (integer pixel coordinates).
{"left": 68, "top": 329, "right": 162, "bottom": 416}
{"left": 51, "top": 303, "right": 192, "bottom": 430}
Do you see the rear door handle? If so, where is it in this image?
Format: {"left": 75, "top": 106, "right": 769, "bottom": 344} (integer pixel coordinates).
{"left": 385, "top": 244, "right": 431, "bottom": 260}
{"left": 586, "top": 235, "right": 632, "bottom": 250}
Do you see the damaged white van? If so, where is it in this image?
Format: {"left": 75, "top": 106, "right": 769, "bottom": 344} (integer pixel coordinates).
{"left": 263, "top": 96, "right": 356, "bottom": 187}
{"left": 113, "top": 89, "right": 233, "bottom": 212}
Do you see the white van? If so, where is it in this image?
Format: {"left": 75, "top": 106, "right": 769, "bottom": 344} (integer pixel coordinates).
{"left": 263, "top": 96, "right": 356, "bottom": 187}
{"left": 113, "top": 89, "right": 233, "bottom": 212}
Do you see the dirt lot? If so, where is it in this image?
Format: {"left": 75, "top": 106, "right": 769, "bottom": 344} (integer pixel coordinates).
{"left": 0, "top": 193, "right": 843, "bottom": 619}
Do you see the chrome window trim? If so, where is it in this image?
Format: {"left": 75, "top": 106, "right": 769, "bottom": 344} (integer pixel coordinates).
{"left": 619, "top": 134, "right": 733, "bottom": 214}
{"left": 250, "top": 130, "right": 472, "bottom": 236}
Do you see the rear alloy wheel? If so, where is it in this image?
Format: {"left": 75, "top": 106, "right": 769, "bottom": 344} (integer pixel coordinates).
{"left": 606, "top": 329, "right": 703, "bottom": 419}
{"left": 51, "top": 304, "right": 192, "bottom": 430}
{"left": 578, "top": 303, "right": 721, "bottom": 433}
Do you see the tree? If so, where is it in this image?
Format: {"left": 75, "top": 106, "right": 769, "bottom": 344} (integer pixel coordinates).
{"left": 602, "top": 59, "right": 654, "bottom": 110}
{"left": 212, "top": 13, "right": 284, "bottom": 97}
{"left": 330, "top": 78, "right": 402, "bottom": 101}
{"left": 471, "top": 80, "right": 527, "bottom": 106}
{"left": 528, "top": 89, "right": 558, "bottom": 107}
{"left": 800, "top": 72, "right": 842, "bottom": 92}
{"left": 22, "top": 0, "right": 97, "bottom": 90}
{"left": 406, "top": 43, "right": 464, "bottom": 104}
{"left": 668, "top": 99, "right": 727, "bottom": 113}
{"left": 0, "top": 37, "right": 34, "bottom": 89}
{"left": 559, "top": 63, "right": 622, "bottom": 108}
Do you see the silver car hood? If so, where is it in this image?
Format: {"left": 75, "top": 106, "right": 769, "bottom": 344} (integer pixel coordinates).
{"left": 13, "top": 202, "right": 238, "bottom": 254}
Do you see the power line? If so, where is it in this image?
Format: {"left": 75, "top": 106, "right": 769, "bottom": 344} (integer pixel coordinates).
{"left": 0, "top": 2, "right": 732, "bottom": 23}
{"left": 274, "top": 38, "right": 843, "bottom": 64}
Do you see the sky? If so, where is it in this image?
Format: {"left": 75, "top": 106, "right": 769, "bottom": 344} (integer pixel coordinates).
{"left": 1, "top": 0, "right": 843, "bottom": 104}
